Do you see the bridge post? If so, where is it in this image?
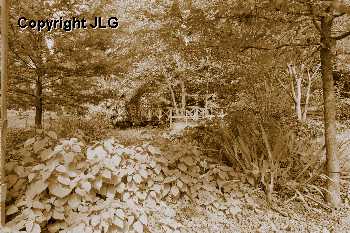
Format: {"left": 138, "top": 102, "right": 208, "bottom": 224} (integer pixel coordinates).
{"left": 169, "top": 108, "right": 173, "bottom": 126}
{"left": 195, "top": 106, "right": 199, "bottom": 121}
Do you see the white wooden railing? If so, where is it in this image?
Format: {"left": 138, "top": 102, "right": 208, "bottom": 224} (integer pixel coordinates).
{"left": 168, "top": 106, "right": 226, "bottom": 125}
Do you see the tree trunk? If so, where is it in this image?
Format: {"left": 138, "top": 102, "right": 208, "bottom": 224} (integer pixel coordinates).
{"left": 295, "top": 78, "right": 302, "bottom": 121}
{"left": 180, "top": 80, "right": 186, "bottom": 115}
{"left": 320, "top": 15, "right": 341, "bottom": 208}
{"left": 288, "top": 64, "right": 303, "bottom": 122}
{"left": 35, "top": 77, "right": 43, "bottom": 128}
{"left": 0, "top": 0, "right": 9, "bottom": 225}
{"left": 302, "top": 69, "right": 313, "bottom": 121}
{"left": 167, "top": 83, "right": 178, "bottom": 114}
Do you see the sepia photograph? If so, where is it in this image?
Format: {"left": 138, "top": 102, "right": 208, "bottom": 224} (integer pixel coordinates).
{"left": 0, "top": 0, "right": 350, "bottom": 232}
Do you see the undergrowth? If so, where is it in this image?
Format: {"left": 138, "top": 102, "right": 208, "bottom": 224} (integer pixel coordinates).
{"left": 47, "top": 113, "right": 111, "bottom": 143}
{"left": 184, "top": 111, "right": 328, "bottom": 207}
{"left": 7, "top": 128, "right": 36, "bottom": 160}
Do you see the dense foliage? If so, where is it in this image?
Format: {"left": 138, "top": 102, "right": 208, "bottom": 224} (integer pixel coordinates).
{"left": 2, "top": 1, "right": 350, "bottom": 231}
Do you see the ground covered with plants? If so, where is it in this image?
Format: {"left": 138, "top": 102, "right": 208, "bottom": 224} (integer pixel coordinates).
{"left": 2, "top": 114, "right": 350, "bottom": 233}
{"left": 2, "top": 0, "right": 350, "bottom": 232}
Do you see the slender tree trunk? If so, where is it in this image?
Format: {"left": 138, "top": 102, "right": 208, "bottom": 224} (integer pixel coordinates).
{"left": 295, "top": 78, "right": 302, "bottom": 121}
{"left": 0, "top": 0, "right": 9, "bottom": 225}
{"left": 180, "top": 80, "right": 186, "bottom": 115}
{"left": 167, "top": 83, "right": 178, "bottom": 114}
{"left": 288, "top": 64, "right": 303, "bottom": 121}
{"left": 303, "top": 70, "right": 313, "bottom": 121}
{"left": 35, "top": 77, "right": 43, "bottom": 128}
{"left": 320, "top": 15, "right": 341, "bottom": 208}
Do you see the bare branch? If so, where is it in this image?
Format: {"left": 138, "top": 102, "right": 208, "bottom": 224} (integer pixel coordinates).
{"left": 275, "top": 76, "right": 295, "bottom": 101}
{"left": 332, "top": 30, "right": 350, "bottom": 40}
{"left": 311, "top": 16, "right": 322, "bottom": 34}
{"left": 333, "top": 12, "right": 345, "bottom": 18}
{"left": 240, "top": 42, "right": 319, "bottom": 52}
{"left": 311, "top": 63, "right": 321, "bottom": 80}
{"left": 9, "top": 88, "right": 35, "bottom": 97}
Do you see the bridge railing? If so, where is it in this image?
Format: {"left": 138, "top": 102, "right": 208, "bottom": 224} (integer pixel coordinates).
{"left": 168, "top": 106, "right": 226, "bottom": 125}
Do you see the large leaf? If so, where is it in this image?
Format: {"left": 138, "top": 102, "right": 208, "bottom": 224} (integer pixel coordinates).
{"left": 48, "top": 181, "right": 72, "bottom": 198}
{"left": 26, "top": 179, "right": 48, "bottom": 201}
{"left": 33, "top": 138, "right": 49, "bottom": 154}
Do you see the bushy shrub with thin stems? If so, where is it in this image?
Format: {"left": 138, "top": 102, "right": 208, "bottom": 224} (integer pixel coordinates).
{"left": 185, "top": 111, "right": 329, "bottom": 207}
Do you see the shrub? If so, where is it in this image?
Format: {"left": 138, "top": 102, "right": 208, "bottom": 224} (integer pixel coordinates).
{"left": 184, "top": 110, "right": 326, "bottom": 204}
{"left": 5, "top": 131, "right": 214, "bottom": 233}
{"left": 47, "top": 113, "right": 111, "bottom": 143}
{"left": 7, "top": 128, "right": 36, "bottom": 149}
{"left": 337, "top": 98, "right": 350, "bottom": 121}
{"left": 6, "top": 128, "right": 36, "bottom": 161}
{"left": 5, "top": 132, "right": 162, "bottom": 232}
